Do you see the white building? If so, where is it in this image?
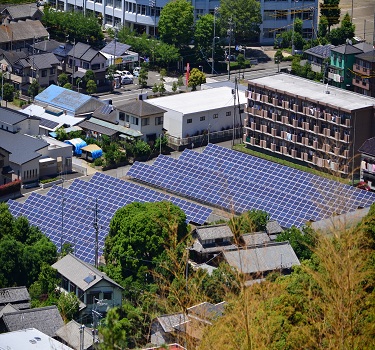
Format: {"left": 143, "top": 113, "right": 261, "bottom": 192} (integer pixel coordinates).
{"left": 48, "top": 0, "right": 317, "bottom": 45}
{"left": 145, "top": 87, "right": 246, "bottom": 147}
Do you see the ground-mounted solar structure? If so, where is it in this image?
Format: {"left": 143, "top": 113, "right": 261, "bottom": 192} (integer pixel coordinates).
{"left": 7, "top": 173, "right": 212, "bottom": 265}
{"left": 127, "top": 144, "right": 375, "bottom": 228}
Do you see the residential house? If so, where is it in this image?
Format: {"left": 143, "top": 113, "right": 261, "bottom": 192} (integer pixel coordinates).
{"left": 0, "top": 305, "right": 64, "bottom": 337}
{"left": 55, "top": 320, "right": 95, "bottom": 350}
{"left": 100, "top": 40, "right": 139, "bottom": 70}
{"left": 243, "top": 74, "right": 375, "bottom": 175}
{"left": 0, "top": 107, "right": 39, "bottom": 135}
{"left": 51, "top": 0, "right": 317, "bottom": 45}
{"left": 0, "top": 50, "right": 59, "bottom": 93}
{"left": 145, "top": 87, "right": 247, "bottom": 150}
{"left": 0, "top": 20, "right": 49, "bottom": 51}
{"left": 150, "top": 301, "right": 226, "bottom": 346}
{"left": 52, "top": 253, "right": 124, "bottom": 321}
{"left": 66, "top": 42, "right": 107, "bottom": 87}
{"left": 359, "top": 137, "right": 375, "bottom": 191}
{"left": 352, "top": 50, "right": 375, "bottom": 97}
{"left": 222, "top": 241, "right": 300, "bottom": 280}
{"left": 1, "top": 3, "right": 43, "bottom": 23}
{"left": 329, "top": 43, "right": 363, "bottom": 89}
{"left": 190, "top": 224, "right": 236, "bottom": 263}
{"left": 304, "top": 44, "right": 334, "bottom": 74}
{"left": 0, "top": 328, "right": 74, "bottom": 350}
{"left": 0, "top": 286, "right": 30, "bottom": 311}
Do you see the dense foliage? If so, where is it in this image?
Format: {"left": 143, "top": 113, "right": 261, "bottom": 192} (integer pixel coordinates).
{"left": 0, "top": 203, "right": 57, "bottom": 288}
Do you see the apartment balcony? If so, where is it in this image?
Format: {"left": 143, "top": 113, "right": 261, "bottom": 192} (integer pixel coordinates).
{"left": 8, "top": 72, "right": 31, "bottom": 84}
{"left": 352, "top": 78, "right": 370, "bottom": 90}
{"left": 353, "top": 64, "right": 372, "bottom": 76}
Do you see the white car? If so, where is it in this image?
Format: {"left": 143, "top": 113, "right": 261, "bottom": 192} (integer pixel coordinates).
{"left": 121, "top": 76, "right": 133, "bottom": 85}
{"left": 116, "top": 70, "right": 134, "bottom": 79}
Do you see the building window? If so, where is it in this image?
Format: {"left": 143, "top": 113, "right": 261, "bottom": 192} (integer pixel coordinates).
{"left": 41, "top": 69, "right": 47, "bottom": 77}
{"left": 187, "top": 118, "right": 192, "bottom": 123}
{"left": 70, "top": 283, "right": 77, "bottom": 295}
{"left": 91, "top": 63, "right": 100, "bottom": 70}
{"left": 213, "top": 114, "right": 218, "bottom": 119}
{"left": 62, "top": 276, "right": 69, "bottom": 290}
{"left": 226, "top": 111, "right": 231, "bottom": 116}
{"left": 105, "top": 14, "right": 113, "bottom": 24}
{"left": 87, "top": 292, "right": 100, "bottom": 304}
{"left": 50, "top": 67, "right": 56, "bottom": 74}
{"left": 155, "top": 116, "right": 163, "bottom": 125}
{"left": 200, "top": 116, "right": 205, "bottom": 121}
{"left": 125, "top": 114, "right": 130, "bottom": 122}
{"left": 141, "top": 117, "right": 150, "bottom": 126}
{"left": 103, "top": 291, "right": 113, "bottom": 300}
{"left": 131, "top": 116, "right": 139, "bottom": 125}
{"left": 119, "top": 112, "right": 125, "bottom": 121}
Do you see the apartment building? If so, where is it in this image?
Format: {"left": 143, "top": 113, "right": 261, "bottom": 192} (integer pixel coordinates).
{"left": 48, "top": 0, "right": 317, "bottom": 45}
{"left": 243, "top": 74, "right": 375, "bottom": 176}
{"left": 352, "top": 50, "right": 375, "bottom": 98}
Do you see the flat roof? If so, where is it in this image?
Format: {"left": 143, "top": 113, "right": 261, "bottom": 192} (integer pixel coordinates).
{"left": 146, "top": 87, "right": 246, "bottom": 115}
{"left": 249, "top": 74, "right": 375, "bottom": 111}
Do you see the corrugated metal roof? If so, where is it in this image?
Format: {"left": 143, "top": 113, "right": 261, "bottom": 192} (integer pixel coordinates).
{"left": 101, "top": 40, "right": 131, "bottom": 56}
{"left": 35, "top": 85, "right": 92, "bottom": 114}
{"left": 195, "top": 224, "right": 233, "bottom": 241}
{"left": 89, "top": 117, "right": 143, "bottom": 137}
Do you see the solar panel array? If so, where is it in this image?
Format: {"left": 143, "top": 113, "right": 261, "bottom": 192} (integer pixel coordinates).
{"left": 39, "top": 117, "right": 60, "bottom": 130}
{"left": 100, "top": 104, "right": 113, "bottom": 115}
{"left": 7, "top": 172, "right": 212, "bottom": 264}
{"left": 127, "top": 144, "right": 375, "bottom": 228}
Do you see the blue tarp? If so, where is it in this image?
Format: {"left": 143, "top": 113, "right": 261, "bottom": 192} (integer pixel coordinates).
{"left": 91, "top": 149, "right": 103, "bottom": 159}
{"left": 64, "top": 138, "right": 87, "bottom": 156}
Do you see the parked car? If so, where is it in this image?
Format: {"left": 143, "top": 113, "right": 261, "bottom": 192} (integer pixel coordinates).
{"left": 225, "top": 55, "right": 237, "bottom": 61}
{"left": 116, "top": 70, "right": 134, "bottom": 79}
{"left": 121, "top": 76, "right": 133, "bottom": 85}
{"left": 132, "top": 66, "right": 141, "bottom": 77}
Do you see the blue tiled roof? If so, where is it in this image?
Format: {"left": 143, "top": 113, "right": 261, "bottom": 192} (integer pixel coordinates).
{"left": 35, "top": 85, "right": 92, "bottom": 114}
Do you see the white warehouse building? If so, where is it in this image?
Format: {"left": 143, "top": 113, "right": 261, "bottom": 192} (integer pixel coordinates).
{"left": 145, "top": 87, "right": 246, "bottom": 149}
{"left": 48, "top": 0, "right": 317, "bottom": 45}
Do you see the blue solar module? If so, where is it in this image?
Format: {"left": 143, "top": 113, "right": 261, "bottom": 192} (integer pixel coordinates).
{"left": 7, "top": 173, "right": 212, "bottom": 264}
{"left": 127, "top": 144, "right": 375, "bottom": 228}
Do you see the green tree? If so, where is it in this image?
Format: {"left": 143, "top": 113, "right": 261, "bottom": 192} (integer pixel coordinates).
{"left": 177, "top": 75, "right": 184, "bottom": 87}
{"left": 172, "top": 81, "right": 178, "bottom": 92}
{"left": 329, "top": 13, "right": 355, "bottom": 45}
{"left": 219, "top": 0, "right": 262, "bottom": 43}
{"left": 55, "top": 127, "right": 68, "bottom": 141}
{"left": 188, "top": 68, "right": 206, "bottom": 91}
{"left": 138, "top": 63, "right": 149, "bottom": 89}
{"left": 154, "top": 42, "right": 180, "bottom": 69}
{"left": 58, "top": 73, "right": 69, "bottom": 87}
{"left": 58, "top": 292, "right": 80, "bottom": 322}
{"left": 318, "top": 15, "right": 329, "bottom": 38}
{"left": 158, "top": 82, "right": 166, "bottom": 95}
{"left": 103, "top": 201, "right": 188, "bottom": 285}
{"left": 2, "top": 83, "right": 14, "bottom": 106}
{"left": 194, "top": 14, "right": 216, "bottom": 54}
{"left": 320, "top": 0, "right": 341, "bottom": 33}
{"left": 152, "top": 83, "right": 159, "bottom": 94}
{"left": 63, "top": 82, "right": 72, "bottom": 90}
{"left": 86, "top": 80, "right": 97, "bottom": 95}
{"left": 28, "top": 80, "right": 40, "bottom": 99}
{"left": 83, "top": 70, "right": 96, "bottom": 87}
{"left": 154, "top": 135, "right": 168, "bottom": 154}
{"left": 133, "top": 140, "right": 151, "bottom": 158}
{"left": 158, "top": 0, "right": 194, "bottom": 47}
{"left": 236, "top": 53, "right": 246, "bottom": 78}
{"left": 274, "top": 49, "right": 283, "bottom": 66}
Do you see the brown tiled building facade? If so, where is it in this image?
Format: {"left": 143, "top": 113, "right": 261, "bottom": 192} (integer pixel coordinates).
{"left": 243, "top": 74, "right": 375, "bottom": 176}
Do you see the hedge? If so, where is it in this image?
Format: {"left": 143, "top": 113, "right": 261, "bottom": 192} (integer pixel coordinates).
{"left": 0, "top": 180, "right": 21, "bottom": 196}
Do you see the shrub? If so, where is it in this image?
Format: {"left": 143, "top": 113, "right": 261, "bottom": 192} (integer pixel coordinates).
{"left": 94, "top": 158, "right": 103, "bottom": 166}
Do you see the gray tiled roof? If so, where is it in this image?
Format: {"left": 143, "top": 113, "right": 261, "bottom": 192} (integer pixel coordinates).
{"left": 0, "top": 49, "right": 27, "bottom": 65}
{"left": 266, "top": 220, "right": 283, "bottom": 234}
{"left": 0, "top": 286, "right": 30, "bottom": 306}
{"left": 0, "top": 20, "right": 48, "bottom": 43}
{"left": 331, "top": 44, "right": 363, "bottom": 55}
{"left": 81, "top": 47, "right": 100, "bottom": 62}
{"left": 33, "top": 39, "right": 61, "bottom": 53}
{"left": 0, "top": 130, "right": 48, "bottom": 165}
{"left": 0, "top": 107, "right": 28, "bottom": 126}
{"left": 195, "top": 224, "right": 234, "bottom": 241}
{"left": 191, "top": 239, "right": 237, "bottom": 253}
{"left": 355, "top": 50, "right": 375, "bottom": 63}
{"left": 1, "top": 4, "right": 41, "bottom": 20}
{"left": 187, "top": 301, "right": 226, "bottom": 321}
{"left": 157, "top": 313, "right": 187, "bottom": 333}
{"left": 223, "top": 241, "right": 300, "bottom": 274}
{"left": 55, "top": 320, "right": 94, "bottom": 350}
{"left": 353, "top": 42, "right": 374, "bottom": 53}
{"left": 29, "top": 52, "right": 60, "bottom": 70}
{"left": 242, "top": 232, "right": 270, "bottom": 246}
{"left": 92, "top": 104, "right": 117, "bottom": 123}
{"left": 359, "top": 137, "right": 375, "bottom": 156}
{"left": 0, "top": 304, "right": 19, "bottom": 318}
{"left": 52, "top": 253, "right": 124, "bottom": 292}
{"left": 2, "top": 305, "right": 64, "bottom": 337}
{"left": 68, "top": 42, "right": 101, "bottom": 62}
{"left": 117, "top": 100, "right": 166, "bottom": 117}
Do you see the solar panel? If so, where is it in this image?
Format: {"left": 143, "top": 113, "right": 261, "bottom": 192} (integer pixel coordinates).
{"left": 7, "top": 173, "right": 212, "bottom": 264}
{"left": 127, "top": 144, "right": 375, "bottom": 228}
{"left": 39, "top": 117, "right": 60, "bottom": 130}
{"left": 100, "top": 104, "right": 113, "bottom": 115}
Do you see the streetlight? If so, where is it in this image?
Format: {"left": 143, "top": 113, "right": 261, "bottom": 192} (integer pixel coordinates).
{"left": 211, "top": 7, "right": 218, "bottom": 75}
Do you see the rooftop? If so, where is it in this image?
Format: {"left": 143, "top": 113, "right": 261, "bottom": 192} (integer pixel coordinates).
{"left": 304, "top": 44, "right": 335, "bottom": 58}
{"left": 0, "top": 286, "right": 30, "bottom": 306}
{"left": 1, "top": 3, "right": 41, "bottom": 20}
{"left": 249, "top": 74, "right": 375, "bottom": 111}
{"left": 195, "top": 224, "right": 234, "bottom": 241}
{"left": 331, "top": 43, "right": 363, "bottom": 55}
{"left": 117, "top": 99, "right": 166, "bottom": 117}
{"left": 241, "top": 232, "right": 271, "bottom": 246}
{"left": 101, "top": 40, "right": 131, "bottom": 56}
{"left": 355, "top": 50, "right": 375, "bottom": 63}
{"left": 52, "top": 253, "right": 124, "bottom": 292}
{"left": 55, "top": 320, "right": 94, "bottom": 350}
{"left": 223, "top": 241, "right": 300, "bottom": 274}
{"left": 0, "top": 20, "right": 48, "bottom": 43}
{"left": 359, "top": 137, "right": 375, "bottom": 156}
{"left": 0, "top": 107, "right": 29, "bottom": 126}
{"left": 146, "top": 87, "right": 246, "bottom": 115}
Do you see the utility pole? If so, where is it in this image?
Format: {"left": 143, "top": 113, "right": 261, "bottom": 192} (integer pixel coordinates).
{"left": 72, "top": 38, "right": 76, "bottom": 87}
{"left": 211, "top": 7, "right": 218, "bottom": 75}
{"left": 227, "top": 18, "right": 233, "bottom": 80}
{"left": 232, "top": 80, "right": 236, "bottom": 146}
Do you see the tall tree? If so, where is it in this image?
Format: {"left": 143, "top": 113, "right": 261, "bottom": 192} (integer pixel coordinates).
{"left": 219, "top": 0, "right": 262, "bottom": 43}
{"left": 320, "top": 0, "right": 341, "bottom": 33}
{"left": 86, "top": 80, "right": 97, "bottom": 95}
{"left": 28, "top": 80, "right": 40, "bottom": 99}
{"left": 138, "top": 63, "right": 149, "bottom": 89}
{"left": 194, "top": 14, "right": 215, "bottom": 55}
{"left": 2, "top": 83, "right": 14, "bottom": 106}
{"left": 158, "top": 0, "right": 194, "bottom": 47}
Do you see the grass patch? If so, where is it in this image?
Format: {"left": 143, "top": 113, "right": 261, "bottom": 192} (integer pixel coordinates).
{"left": 40, "top": 177, "right": 60, "bottom": 184}
{"left": 233, "top": 143, "right": 350, "bottom": 185}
